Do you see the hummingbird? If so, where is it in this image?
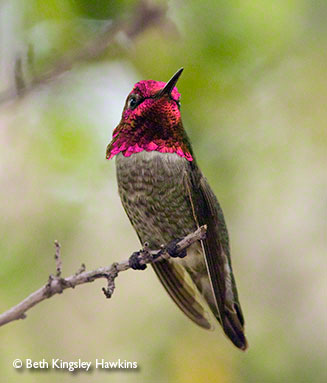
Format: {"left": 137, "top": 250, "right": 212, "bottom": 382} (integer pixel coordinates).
{"left": 106, "top": 68, "right": 248, "bottom": 350}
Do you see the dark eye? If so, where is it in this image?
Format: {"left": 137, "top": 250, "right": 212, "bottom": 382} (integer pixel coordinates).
{"left": 128, "top": 95, "right": 138, "bottom": 109}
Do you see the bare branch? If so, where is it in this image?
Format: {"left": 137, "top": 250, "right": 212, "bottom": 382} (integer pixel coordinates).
{"left": 0, "top": 225, "right": 207, "bottom": 328}
{"left": 14, "top": 57, "right": 25, "bottom": 95}
{"left": 0, "top": 1, "right": 168, "bottom": 106}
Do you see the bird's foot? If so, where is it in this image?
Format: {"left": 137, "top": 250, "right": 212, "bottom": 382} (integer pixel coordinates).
{"left": 166, "top": 238, "right": 187, "bottom": 259}
{"left": 129, "top": 251, "right": 147, "bottom": 270}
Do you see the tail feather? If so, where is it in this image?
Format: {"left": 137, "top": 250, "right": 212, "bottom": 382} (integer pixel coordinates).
{"left": 152, "top": 260, "right": 212, "bottom": 330}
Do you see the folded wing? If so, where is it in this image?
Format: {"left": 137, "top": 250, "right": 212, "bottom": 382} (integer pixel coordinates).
{"left": 186, "top": 163, "right": 248, "bottom": 350}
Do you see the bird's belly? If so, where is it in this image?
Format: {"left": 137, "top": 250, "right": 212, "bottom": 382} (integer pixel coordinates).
{"left": 115, "top": 150, "right": 210, "bottom": 300}
{"left": 115, "top": 151, "right": 197, "bottom": 248}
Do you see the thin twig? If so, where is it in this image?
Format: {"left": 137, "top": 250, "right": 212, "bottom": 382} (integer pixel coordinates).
{"left": 14, "top": 57, "right": 25, "bottom": 95}
{"left": 0, "top": 225, "right": 207, "bottom": 328}
{"left": 54, "top": 240, "right": 62, "bottom": 277}
{"left": 0, "top": 0, "right": 168, "bottom": 107}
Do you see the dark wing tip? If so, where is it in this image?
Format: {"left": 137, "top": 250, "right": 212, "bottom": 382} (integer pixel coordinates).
{"left": 223, "top": 312, "right": 248, "bottom": 351}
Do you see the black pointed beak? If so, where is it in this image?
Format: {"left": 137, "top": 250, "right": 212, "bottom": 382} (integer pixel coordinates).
{"left": 158, "top": 68, "right": 184, "bottom": 97}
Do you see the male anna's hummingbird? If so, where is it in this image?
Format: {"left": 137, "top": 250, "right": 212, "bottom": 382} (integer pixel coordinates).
{"left": 106, "top": 68, "right": 248, "bottom": 350}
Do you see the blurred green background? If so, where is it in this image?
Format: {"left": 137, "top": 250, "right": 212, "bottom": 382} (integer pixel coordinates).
{"left": 0, "top": 0, "right": 326, "bottom": 382}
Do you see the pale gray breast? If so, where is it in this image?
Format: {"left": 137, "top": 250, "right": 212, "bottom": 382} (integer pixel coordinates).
{"left": 115, "top": 151, "right": 197, "bottom": 248}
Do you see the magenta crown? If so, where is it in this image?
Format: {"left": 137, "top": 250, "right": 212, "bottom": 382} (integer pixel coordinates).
{"left": 130, "top": 80, "right": 181, "bottom": 99}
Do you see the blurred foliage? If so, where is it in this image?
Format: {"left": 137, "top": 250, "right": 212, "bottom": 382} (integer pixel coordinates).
{"left": 0, "top": 0, "right": 326, "bottom": 382}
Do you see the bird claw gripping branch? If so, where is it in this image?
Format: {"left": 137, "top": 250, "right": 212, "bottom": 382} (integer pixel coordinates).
{"left": 166, "top": 238, "right": 187, "bottom": 258}
{"left": 129, "top": 251, "right": 147, "bottom": 270}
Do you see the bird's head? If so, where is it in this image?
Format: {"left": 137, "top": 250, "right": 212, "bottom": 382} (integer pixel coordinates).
{"left": 106, "top": 68, "right": 193, "bottom": 161}
{"left": 121, "top": 69, "right": 182, "bottom": 126}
